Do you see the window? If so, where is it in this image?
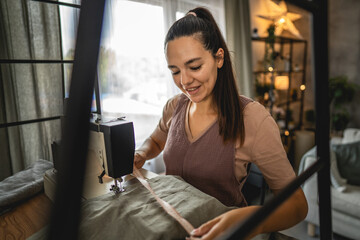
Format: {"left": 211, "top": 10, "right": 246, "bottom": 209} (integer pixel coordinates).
{"left": 59, "top": 0, "right": 80, "bottom": 97}
{"left": 60, "top": 0, "right": 225, "bottom": 147}
{"left": 99, "top": 1, "right": 171, "bottom": 145}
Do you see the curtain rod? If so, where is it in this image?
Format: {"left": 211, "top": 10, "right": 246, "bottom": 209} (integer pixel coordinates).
{"left": 0, "top": 116, "right": 61, "bottom": 129}
{"left": 0, "top": 59, "right": 74, "bottom": 64}
{"left": 30, "top": 0, "right": 81, "bottom": 9}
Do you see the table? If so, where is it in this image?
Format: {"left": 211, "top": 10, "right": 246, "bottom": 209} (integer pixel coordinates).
{"left": 0, "top": 168, "right": 158, "bottom": 239}
{"left": 0, "top": 192, "right": 52, "bottom": 239}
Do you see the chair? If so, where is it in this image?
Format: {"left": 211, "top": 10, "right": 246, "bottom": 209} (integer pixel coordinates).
{"left": 300, "top": 128, "right": 360, "bottom": 239}
{"left": 242, "top": 163, "right": 268, "bottom": 205}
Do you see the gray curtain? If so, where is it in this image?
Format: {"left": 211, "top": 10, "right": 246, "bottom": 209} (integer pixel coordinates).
{"left": 225, "top": 0, "right": 254, "bottom": 98}
{"left": 0, "top": 0, "right": 62, "bottom": 181}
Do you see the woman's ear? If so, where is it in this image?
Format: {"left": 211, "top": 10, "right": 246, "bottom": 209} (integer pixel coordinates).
{"left": 216, "top": 48, "right": 224, "bottom": 69}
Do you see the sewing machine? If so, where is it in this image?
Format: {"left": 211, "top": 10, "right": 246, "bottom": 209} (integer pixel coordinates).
{"left": 44, "top": 116, "right": 153, "bottom": 201}
{"left": 88, "top": 116, "right": 135, "bottom": 193}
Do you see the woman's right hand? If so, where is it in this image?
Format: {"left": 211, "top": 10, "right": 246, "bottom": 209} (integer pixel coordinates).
{"left": 134, "top": 151, "right": 146, "bottom": 169}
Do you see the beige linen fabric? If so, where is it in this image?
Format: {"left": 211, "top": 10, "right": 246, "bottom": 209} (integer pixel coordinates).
{"left": 27, "top": 175, "right": 295, "bottom": 240}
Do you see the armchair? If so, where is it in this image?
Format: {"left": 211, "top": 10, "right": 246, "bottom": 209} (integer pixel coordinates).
{"left": 299, "top": 128, "right": 360, "bottom": 239}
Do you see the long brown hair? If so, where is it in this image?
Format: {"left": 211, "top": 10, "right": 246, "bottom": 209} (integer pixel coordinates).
{"left": 165, "top": 7, "right": 245, "bottom": 145}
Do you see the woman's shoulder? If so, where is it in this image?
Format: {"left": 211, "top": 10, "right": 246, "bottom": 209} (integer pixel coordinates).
{"left": 240, "top": 96, "right": 271, "bottom": 120}
{"left": 164, "top": 93, "right": 186, "bottom": 110}
{"left": 162, "top": 93, "right": 189, "bottom": 117}
{"left": 240, "top": 97, "right": 273, "bottom": 135}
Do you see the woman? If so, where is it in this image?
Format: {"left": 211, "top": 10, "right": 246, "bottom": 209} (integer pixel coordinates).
{"left": 134, "top": 7, "right": 307, "bottom": 240}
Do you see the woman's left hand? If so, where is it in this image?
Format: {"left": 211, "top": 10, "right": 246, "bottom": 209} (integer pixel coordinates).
{"left": 187, "top": 206, "right": 262, "bottom": 240}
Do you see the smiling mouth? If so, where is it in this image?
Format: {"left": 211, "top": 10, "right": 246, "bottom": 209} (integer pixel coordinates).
{"left": 185, "top": 86, "right": 200, "bottom": 95}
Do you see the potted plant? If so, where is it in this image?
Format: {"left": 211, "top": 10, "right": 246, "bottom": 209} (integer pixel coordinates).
{"left": 329, "top": 75, "right": 359, "bottom": 134}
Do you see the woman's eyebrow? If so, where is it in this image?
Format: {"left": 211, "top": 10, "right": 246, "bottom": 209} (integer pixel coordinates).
{"left": 168, "top": 57, "right": 202, "bottom": 69}
{"left": 184, "top": 57, "right": 201, "bottom": 65}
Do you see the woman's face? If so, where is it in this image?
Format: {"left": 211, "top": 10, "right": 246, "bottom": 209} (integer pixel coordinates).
{"left": 165, "top": 36, "right": 224, "bottom": 104}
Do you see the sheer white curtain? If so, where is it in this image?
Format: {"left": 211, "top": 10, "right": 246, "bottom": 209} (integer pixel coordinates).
{"left": 0, "top": 0, "right": 62, "bottom": 180}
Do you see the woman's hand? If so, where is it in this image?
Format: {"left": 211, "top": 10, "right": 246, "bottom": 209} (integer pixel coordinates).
{"left": 134, "top": 151, "right": 146, "bottom": 169}
{"left": 187, "top": 188, "right": 308, "bottom": 240}
{"left": 188, "top": 206, "right": 261, "bottom": 240}
{"left": 133, "top": 136, "right": 164, "bottom": 170}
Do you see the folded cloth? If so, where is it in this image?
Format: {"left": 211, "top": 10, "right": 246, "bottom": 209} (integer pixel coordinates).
{"left": 0, "top": 159, "right": 53, "bottom": 213}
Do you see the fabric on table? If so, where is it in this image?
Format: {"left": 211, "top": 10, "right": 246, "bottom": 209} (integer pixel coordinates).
{"left": 28, "top": 227, "right": 295, "bottom": 240}
{"left": 27, "top": 175, "right": 296, "bottom": 240}
{"left": 78, "top": 175, "right": 233, "bottom": 240}
{"left": 0, "top": 159, "right": 53, "bottom": 214}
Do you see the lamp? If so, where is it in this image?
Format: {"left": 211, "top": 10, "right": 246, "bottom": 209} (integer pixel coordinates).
{"left": 275, "top": 75, "right": 289, "bottom": 90}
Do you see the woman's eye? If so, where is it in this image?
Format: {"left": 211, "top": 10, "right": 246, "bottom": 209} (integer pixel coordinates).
{"left": 190, "top": 65, "right": 201, "bottom": 71}
{"left": 171, "top": 71, "right": 180, "bottom": 76}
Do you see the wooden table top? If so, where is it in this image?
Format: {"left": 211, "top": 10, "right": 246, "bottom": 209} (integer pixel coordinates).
{"left": 0, "top": 192, "right": 52, "bottom": 240}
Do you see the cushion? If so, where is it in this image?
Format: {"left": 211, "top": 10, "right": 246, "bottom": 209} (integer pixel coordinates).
{"left": 329, "top": 149, "right": 347, "bottom": 192}
{"left": 332, "top": 184, "right": 360, "bottom": 219}
{"left": 298, "top": 146, "right": 347, "bottom": 192}
{"left": 331, "top": 140, "right": 360, "bottom": 186}
{"left": 342, "top": 128, "right": 360, "bottom": 144}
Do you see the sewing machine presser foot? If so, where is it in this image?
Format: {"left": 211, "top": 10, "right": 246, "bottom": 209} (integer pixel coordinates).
{"left": 110, "top": 178, "right": 125, "bottom": 194}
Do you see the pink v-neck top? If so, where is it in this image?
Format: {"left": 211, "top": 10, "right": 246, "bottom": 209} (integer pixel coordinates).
{"left": 150, "top": 94, "right": 295, "bottom": 206}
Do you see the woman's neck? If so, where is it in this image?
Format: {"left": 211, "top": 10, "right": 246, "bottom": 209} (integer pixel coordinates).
{"left": 189, "top": 96, "right": 217, "bottom": 116}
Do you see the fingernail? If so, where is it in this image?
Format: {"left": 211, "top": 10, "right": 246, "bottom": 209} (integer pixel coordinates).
{"left": 191, "top": 229, "right": 198, "bottom": 235}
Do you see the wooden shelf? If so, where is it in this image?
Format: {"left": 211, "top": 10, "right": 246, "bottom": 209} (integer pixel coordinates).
{"left": 251, "top": 36, "right": 306, "bottom": 43}
{"left": 253, "top": 70, "right": 304, "bottom": 74}
{"left": 252, "top": 36, "right": 308, "bottom": 147}
{"left": 276, "top": 98, "right": 301, "bottom": 107}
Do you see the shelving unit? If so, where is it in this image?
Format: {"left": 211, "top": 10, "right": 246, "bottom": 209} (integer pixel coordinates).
{"left": 252, "top": 36, "right": 307, "bottom": 153}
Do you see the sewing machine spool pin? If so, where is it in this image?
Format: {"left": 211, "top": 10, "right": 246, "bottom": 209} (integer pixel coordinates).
{"left": 110, "top": 177, "right": 125, "bottom": 194}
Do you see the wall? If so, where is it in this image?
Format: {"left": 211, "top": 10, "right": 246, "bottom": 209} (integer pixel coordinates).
{"left": 329, "top": 0, "right": 360, "bottom": 128}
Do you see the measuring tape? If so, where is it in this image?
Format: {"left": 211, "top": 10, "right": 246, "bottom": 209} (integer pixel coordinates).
{"left": 132, "top": 167, "right": 195, "bottom": 235}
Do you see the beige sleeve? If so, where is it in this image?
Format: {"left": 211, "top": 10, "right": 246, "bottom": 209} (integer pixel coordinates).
{"left": 250, "top": 114, "right": 296, "bottom": 190}
{"left": 150, "top": 94, "right": 181, "bottom": 146}
{"left": 234, "top": 102, "right": 295, "bottom": 190}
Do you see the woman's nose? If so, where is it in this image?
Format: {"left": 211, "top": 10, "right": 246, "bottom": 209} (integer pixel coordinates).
{"left": 180, "top": 71, "right": 192, "bottom": 86}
